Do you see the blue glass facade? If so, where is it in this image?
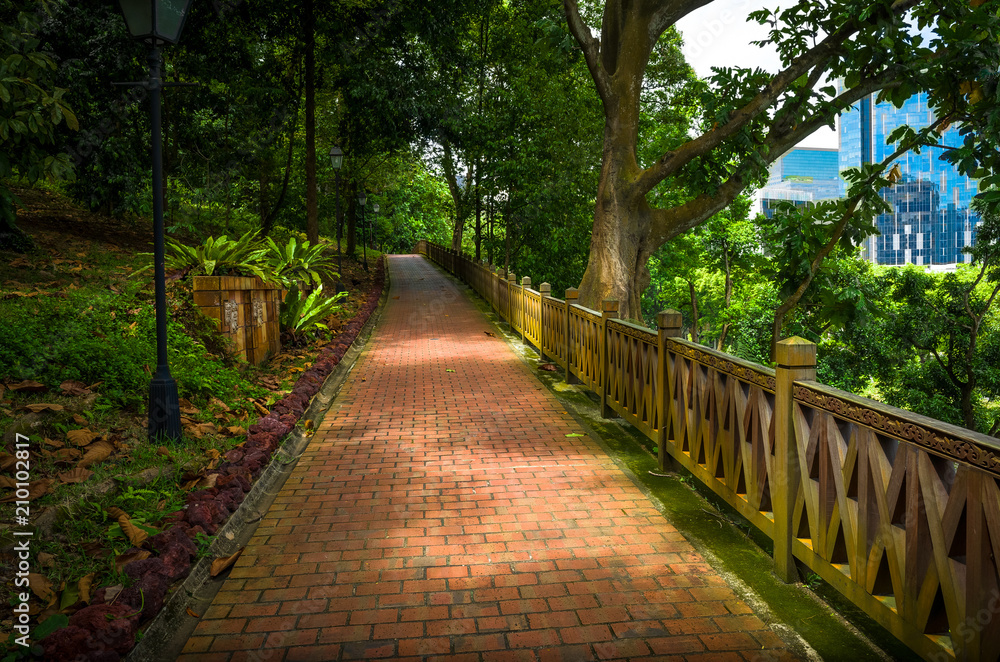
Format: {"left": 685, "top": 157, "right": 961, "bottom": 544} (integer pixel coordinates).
{"left": 758, "top": 147, "right": 842, "bottom": 218}
{"left": 839, "top": 92, "right": 979, "bottom": 266}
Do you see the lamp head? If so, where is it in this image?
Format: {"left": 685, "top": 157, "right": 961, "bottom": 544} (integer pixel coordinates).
{"left": 118, "top": 0, "right": 192, "bottom": 45}
{"left": 329, "top": 145, "right": 343, "bottom": 169}
{"left": 372, "top": 202, "right": 379, "bottom": 213}
{"left": 358, "top": 191, "right": 367, "bottom": 206}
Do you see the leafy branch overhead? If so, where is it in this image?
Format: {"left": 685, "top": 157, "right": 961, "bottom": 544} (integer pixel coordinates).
{"left": 562, "top": 0, "right": 1000, "bottom": 318}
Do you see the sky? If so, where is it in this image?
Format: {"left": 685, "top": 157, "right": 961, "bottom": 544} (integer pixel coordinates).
{"left": 675, "top": 0, "right": 839, "bottom": 150}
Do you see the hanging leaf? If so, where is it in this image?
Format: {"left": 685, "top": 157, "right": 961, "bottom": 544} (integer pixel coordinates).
{"left": 210, "top": 548, "right": 245, "bottom": 577}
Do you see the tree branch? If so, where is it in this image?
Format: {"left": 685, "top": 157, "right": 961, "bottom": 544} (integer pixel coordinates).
{"left": 563, "top": 0, "right": 611, "bottom": 103}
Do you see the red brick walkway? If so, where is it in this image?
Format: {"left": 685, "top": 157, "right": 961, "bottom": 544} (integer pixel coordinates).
{"left": 179, "top": 255, "right": 793, "bottom": 661}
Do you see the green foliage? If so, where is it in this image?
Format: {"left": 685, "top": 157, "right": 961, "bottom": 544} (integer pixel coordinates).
{"left": 136, "top": 231, "right": 274, "bottom": 281}
{"left": 258, "top": 236, "right": 338, "bottom": 288}
{"left": 0, "top": 280, "right": 261, "bottom": 408}
{"left": 279, "top": 284, "right": 347, "bottom": 338}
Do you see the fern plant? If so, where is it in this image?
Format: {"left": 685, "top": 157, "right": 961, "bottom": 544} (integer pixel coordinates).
{"left": 279, "top": 284, "right": 347, "bottom": 340}
{"left": 259, "top": 236, "right": 339, "bottom": 289}
{"left": 135, "top": 231, "right": 275, "bottom": 281}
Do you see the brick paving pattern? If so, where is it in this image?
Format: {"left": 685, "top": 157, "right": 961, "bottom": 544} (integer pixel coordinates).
{"left": 179, "top": 255, "right": 795, "bottom": 661}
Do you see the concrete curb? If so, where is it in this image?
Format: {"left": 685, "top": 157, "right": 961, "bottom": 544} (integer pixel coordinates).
{"left": 126, "top": 259, "right": 391, "bottom": 662}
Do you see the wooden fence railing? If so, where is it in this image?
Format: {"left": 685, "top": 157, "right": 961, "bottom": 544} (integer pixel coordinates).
{"left": 415, "top": 240, "right": 1000, "bottom": 662}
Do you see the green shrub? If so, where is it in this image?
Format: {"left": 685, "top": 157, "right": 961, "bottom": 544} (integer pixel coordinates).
{"left": 136, "top": 231, "right": 274, "bottom": 281}
{"left": 0, "top": 282, "right": 261, "bottom": 408}
{"left": 259, "top": 236, "right": 338, "bottom": 289}
{"left": 279, "top": 284, "right": 347, "bottom": 340}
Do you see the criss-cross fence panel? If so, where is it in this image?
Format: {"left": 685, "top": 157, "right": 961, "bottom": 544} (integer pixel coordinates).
{"left": 542, "top": 296, "right": 567, "bottom": 368}
{"left": 523, "top": 288, "right": 542, "bottom": 350}
{"left": 791, "top": 382, "right": 1000, "bottom": 662}
{"left": 416, "top": 239, "right": 1000, "bottom": 662}
{"left": 605, "top": 320, "right": 661, "bottom": 440}
{"left": 663, "top": 339, "right": 778, "bottom": 538}
{"left": 567, "top": 305, "right": 602, "bottom": 392}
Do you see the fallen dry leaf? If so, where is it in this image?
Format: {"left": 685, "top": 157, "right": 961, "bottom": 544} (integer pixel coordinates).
{"left": 67, "top": 429, "right": 100, "bottom": 447}
{"left": 27, "top": 573, "right": 56, "bottom": 605}
{"left": 114, "top": 550, "right": 150, "bottom": 572}
{"left": 205, "top": 449, "right": 221, "bottom": 460}
{"left": 0, "top": 479, "right": 52, "bottom": 502}
{"left": 0, "top": 452, "right": 15, "bottom": 471}
{"left": 253, "top": 401, "right": 269, "bottom": 416}
{"left": 78, "top": 574, "right": 94, "bottom": 604}
{"left": 117, "top": 517, "right": 148, "bottom": 546}
{"left": 71, "top": 414, "right": 88, "bottom": 425}
{"left": 59, "top": 380, "right": 92, "bottom": 397}
{"left": 9, "top": 380, "right": 46, "bottom": 392}
{"left": 58, "top": 467, "right": 94, "bottom": 484}
{"left": 186, "top": 607, "right": 201, "bottom": 618}
{"left": 178, "top": 398, "right": 200, "bottom": 415}
{"left": 197, "top": 473, "right": 219, "bottom": 489}
{"left": 24, "top": 403, "right": 65, "bottom": 413}
{"left": 43, "top": 437, "right": 64, "bottom": 449}
{"left": 37, "top": 553, "right": 55, "bottom": 568}
{"left": 78, "top": 440, "right": 115, "bottom": 468}
{"left": 210, "top": 397, "right": 231, "bottom": 412}
{"left": 224, "top": 425, "right": 244, "bottom": 436}
{"left": 48, "top": 448, "right": 82, "bottom": 464}
{"left": 210, "top": 548, "right": 245, "bottom": 577}
{"left": 104, "top": 584, "right": 124, "bottom": 602}
{"left": 156, "top": 446, "right": 170, "bottom": 456}
{"left": 0, "top": 476, "right": 14, "bottom": 489}
{"left": 539, "top": 363, "right": 557, "bottom": 371}
{"left": 106, "top": 506, "right": 128, "bottom": 520}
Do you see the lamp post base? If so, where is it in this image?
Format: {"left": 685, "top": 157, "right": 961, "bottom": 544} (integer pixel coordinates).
{"left": 148, "top": 375, "right": 182, "bottom": 441}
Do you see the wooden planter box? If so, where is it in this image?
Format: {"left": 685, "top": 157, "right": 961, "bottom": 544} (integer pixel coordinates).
{"left": 192, "top": 275, "right": 283, "bottom": 365}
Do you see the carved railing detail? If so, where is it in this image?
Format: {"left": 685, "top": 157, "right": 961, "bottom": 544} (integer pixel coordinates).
{"left": 415, "top": 239, "right": 1000, "bottom": 662}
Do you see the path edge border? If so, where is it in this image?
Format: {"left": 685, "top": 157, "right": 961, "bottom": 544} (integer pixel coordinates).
{"left": 126, "top": 257, "right": 392, "bottom": 662}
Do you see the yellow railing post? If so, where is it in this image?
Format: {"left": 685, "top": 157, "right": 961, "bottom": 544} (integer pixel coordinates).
{"left": 520, "top": 276, "right": 531, "bottom": 342}
{"left": 600, "top": 299, "right": 619, "bottom": 419}
{"left": 539, "top": 282, "right": 551, "bottom": 361}
{"left": 507, "top": 270, "right": 516, "bottom": 329}
{"left": 656, "top": 310, "right": 683, "bottom": 472}
{"left": 774, "top": 336, "right": 816, "bottom": 584}
{"left": 565, "top": 288, "right": 580, "bottom": 385}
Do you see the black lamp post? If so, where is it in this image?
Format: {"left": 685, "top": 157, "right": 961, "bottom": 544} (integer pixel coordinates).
{"left": 371, "top": 201, "right": 379, "bottom": 252}
{"left": 117, "top": 0, "right": 192, "bottom": 441}
{"left": 358, "top": 189, "right": 368, "bottom": 271}
{"left": 329, "top": 145, "right": 344, "bottom": 292}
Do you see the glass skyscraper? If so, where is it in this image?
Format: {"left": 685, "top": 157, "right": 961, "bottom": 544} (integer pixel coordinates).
{"left": 758, "top": 147, "right": 842, "bottom": 219}
{"left": 839, "top": 91, "right": 980, "bottom": 266}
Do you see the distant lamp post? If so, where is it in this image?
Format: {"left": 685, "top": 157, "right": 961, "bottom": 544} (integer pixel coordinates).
{"left": 358, "top": 189, "right": 368, "bottom": 270}
{"left": 117, "top": 0, "right": 193, "bottom": 442}
{"left": 329, "top": 145, "right": 344, "bottom": 292}
{"left": 371, "top": 202, "right": 379, "bottom": 252}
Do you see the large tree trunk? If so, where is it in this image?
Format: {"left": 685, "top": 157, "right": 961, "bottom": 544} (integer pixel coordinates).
{"left": 304, "top": 0, "right": 318, "bottom": 243}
